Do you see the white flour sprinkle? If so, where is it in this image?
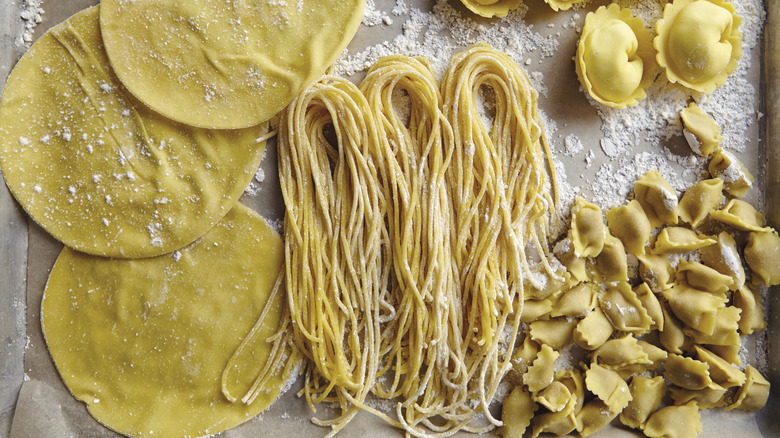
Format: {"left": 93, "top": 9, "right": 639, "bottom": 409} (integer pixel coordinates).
{"left": 19, "top": 0, "right": 44, "bottom": 45}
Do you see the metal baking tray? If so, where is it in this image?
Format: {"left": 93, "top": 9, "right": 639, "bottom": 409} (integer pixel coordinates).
{"left": 1, "top": 0, "right": 777, "bottom": 436}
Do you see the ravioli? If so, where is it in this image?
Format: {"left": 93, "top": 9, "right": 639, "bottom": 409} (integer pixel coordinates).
{"left": 655, "top": 0, "right": 742, "bottom": 93}
{"left": 100, "top": 0, "right": 364, "bottom": 129}
{"left": 576, "top": 4, "right": 656, "bottom": 108}
{"left": 41, "top": 205, "right": 287, "bottom": 438}
{"left": 0, "top": 6, "right": 270, "bottom": 258}
{"left": 460, "top": 0, "right": 522, "bottom": 18}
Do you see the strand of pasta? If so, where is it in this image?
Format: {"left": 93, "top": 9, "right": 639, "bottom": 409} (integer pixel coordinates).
{"left": 440, "top": 43, "right": 561, "bottom": 429}
{"left": 278, "top": 76, "right": 389, "bottom": 436}
{"left": 359, "top": 55, "right": 473, "bottom": 437}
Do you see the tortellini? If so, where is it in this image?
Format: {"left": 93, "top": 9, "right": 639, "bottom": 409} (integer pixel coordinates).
{"left": 500, "top": 386, "right": 537, "bottom": 437}
{"left": 593, "top": 233, "right": 629, "bottom": 282}
{"left": 662, "top": 283, "right": 727, "bottom": 335}
{"left": 620, "top": 376, "right": 666, "bottom": 429}
{"left": 695, "top": 345, "right": 746, "bottom": 388}
{"left": 571, "top": 197, "right": 606, "bottom": 258}
{"left": 655, "top": 0, "right": 743, "bottom": 93}
{"left": 685, "top": 306, "right": 741, "bottom": 346}
{"left": 744, "top": 230, "right": 780, "bottom": 286}
{"left": 459, "top": 0, "right": 522, "bottom": 18}
{"left": 575, "top": 400, "right": 618, "bottom": 437}
{"left": 669, "top": 386, "right": 727, "bottom": 409}
{"left": 634, "top": 170, "right": 679, "bottom": 227}
{"left": 708, "top": 149, "right": 754, "bottom": 197}
{"left": 727, "top": 366, "right": 771, "bottom": 411}
{"left": 524, "top": 344, "right": 560, "bottom": 392}
{"left": 634, "top": 282, "right": 664, "bottom": 331}
{"left": 574, "top": 307, "right": 614, "bottom": 351}
{"left": 653, "top": 227, "right": 717, "bottom": 254}
{"left": 710, "top": 199, "right": 769, "bottom": 232}
{"left": 664, "top": 354, "right": 713, "bottom": 390}
{"left": 734, "top": 284, "right": 766, "bottom": 335}
{"left": 675, "top": 260, "right": 732, "bottom": 296}
{"left": 643, "top": 401, "right": 703, "bottom": 438}
{"left": 529, "top": 318, "right": 577, "bottom": 350}
{"left": 576, "top": 4, "right": 656, "bottom": 108}
{"left": 584, "top": 363, "right": 633, "bottom": 413}
{"left": 700, "top": 231, "right": 745, "bottom": 290}
{"left": 680, "top": 103, "right": 723, "bottom": 156}
{"left": 551, "top": 283, "right": 597, "bottom": 318}
{"left": 600, "top": 282, "right": 653, "bottom": 333}
{"left": 677, "top": 178, "right": 724, "bottom": 228}
{"left": 607, "top": 200, "right": 652, "bottom": 255}
{"left": 638, "top": 254, "right": 675, "bottom": 292}
{"left": 534, "top": 381, "right": 571, "bottom": 413}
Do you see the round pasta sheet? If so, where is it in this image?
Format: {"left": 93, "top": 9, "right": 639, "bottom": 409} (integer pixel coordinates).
{"left": 100, "top": 0, "right": 364, "bottom": 129}
{"left": 0, "top": 6, "right": 269, "bottom": 258}
{"left": 41, "top": 204, "right": 286, "bottom": 438}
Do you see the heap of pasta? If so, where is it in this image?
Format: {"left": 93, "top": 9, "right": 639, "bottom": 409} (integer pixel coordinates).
{"left": 228, "top": 44, "right": 562, "bottom": 437}
{"left": 502, "top": 147, "right": 774, "bottom": 436}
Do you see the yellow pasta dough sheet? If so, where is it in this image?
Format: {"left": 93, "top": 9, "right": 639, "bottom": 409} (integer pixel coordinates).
{"left": 1, "top": 0, "right": 778, "bottom": 437}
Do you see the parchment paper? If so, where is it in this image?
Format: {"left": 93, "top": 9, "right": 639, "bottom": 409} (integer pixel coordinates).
{"left": 1, "top": 0, "right": 777, "bottom": 437}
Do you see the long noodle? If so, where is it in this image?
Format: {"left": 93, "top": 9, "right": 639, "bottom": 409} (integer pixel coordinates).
{"left": 224, "top": 43, "right": 561, "bottom": 438}
{"left": 440, "top": 43, "right": 561, "bottom": 428}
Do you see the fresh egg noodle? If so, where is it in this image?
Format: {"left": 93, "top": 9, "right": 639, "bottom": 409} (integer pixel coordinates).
{"left": 226, "top": 44, "right": 560, "bottom": 437}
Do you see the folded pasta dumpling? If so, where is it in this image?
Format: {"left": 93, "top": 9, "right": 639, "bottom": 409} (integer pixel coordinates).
{"left": 734, "top": 284, "right": 766, "bottom": 335}
{"left": 576, "top": 4, "right": 656, "bottom": 108}
{"left": 678, "top": 178, "right": 725, "bottom": 228}
{"left": 574, "top": 307, "right": 614, "bottom": 351}
{"left": 684, "top": 306, "right": 741, "bottom": 346}
{"left": 638, "top": 254, "right": 675, "bottom": 292}
{"left": 620, "top": 376, "right": 666, "bottom": 429}
{"left": 727, "top": 366, "right": 771, "bottom": 411}
{"left": 662, "top": 283, "right": 727, "bottom": 335}
{"left": 551, "top": 283, "right": 597, "bottom": 317}
{"left": 675, "top": 260, "right": 732, "bottom": 296}
{"left": 593, "top": 233, "right": 629, "bottom": 282}
{"left": 669, "top": 386, "right": 727, "bottom": 409}
{"left": 575, "top": 400, "right": 618, "bottom": 437}
{"left": 643, "top": 401, "right": 703, "bottom": 438}
{"left": 680, "top": 103, "right": 723, "bottom": 156}
{"left": 653, "top": 227, "right": 717, "bottom": 254}
{"left": 634, "top": 170, "right": 679, "bottom": 227}
{"left": 500, "top": 386, "right": 537, "bottom": 438}
{"left": 554, "top": 237, "right": 590, "bottom": 282}
{"left": 571, "top": 197, "right": 606, "bottom": 258}
{"left": 529, "top": 318, "right": 577, "bottom": 350}
{"left": 710, "top": 199, "right": 769, "bottom": 232}
{"left": 607, "top": 200, "right": 652, "bottom": 255}
{"left": 708, "top": 149, "right": 754, "bottom": 197}
{"left": 655, "top": 0, "right": 742, "bottom": 93}
{"left": 524, "top": 344, "right": 560, "bottom": 393}
{"left": 590, "top": 335, "right": 651, "bottom": 370}
{"left": 530, "top": 370, "right": 585, "bottom": 437}
{"left": 660, "top": 301, "right": 689, "bottom": 355}
{"left": 585, "top": 364, "right": 633, "bottom": 413}
{"left": 634, "top": 282, "right": 664, "bottom": 331}
{"left": 664, "top": 354, "right": 713, "bottom": 390}
{"left": 695, "top": 345, "right": 746, "bottom": 388}
{"left": 459, "top": 0, "right": 522, "bottom": 18}
{"left": 521, "top": 298, "right": 554, "bottom": 322}
{"left": 700, "top": 231, "right": 746, "bottom": 290}
{"left": 744, "top": 230, "right": 780, "bottom": 286}
{"left": 600, "top": 282, "right": 653, "bottom": 333}
{"left": 534, "top": 381, "right": 571, "bottom": 413}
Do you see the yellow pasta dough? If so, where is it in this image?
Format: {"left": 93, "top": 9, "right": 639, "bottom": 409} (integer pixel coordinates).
{"left": 607, "top": 199, "right": 652, "bottom": 255}
{"left": 655, "top": 0, "right": 742, "bottom": 93}
{"left": 576, "top": 4, "right": 657, "bottom": 108}
{"left": 669, "top": 386, "right": 727, "bottom": 409}
{"left": 695, "top": 345, "right": 746, "bottom": 388}
{"left": 576, "top": 400, "right": 618, "bottom": 437}
{"left": 684, "top": 306, "right": 742, "bottom": 346}
{"left": 744, "top": 230, "right": 780, "bottom": 286}
{"left": 551, "top": 282, "right": 596, "bottom": 317}
{"left": 593, "top": 233, "right": 629, "bottom": 282}
{"left": 460, "top": 0, "right": 522, "bottom": 18}
{"left": 585, "top": 364, "right": 632, "bottom": 414}
{"left": 662, "top": 283, "right": 727, "bottom": 335}
{"left": 638, "top": 254, "right": 675, "bottom": 292}
{"left": 676, "top": 260, "right": 733, "bottom": 296}
{"left": 710, "top": 199, "right": 769, "bottom": 232}
{"left": 727, "top": 366, "right": 771, "bottom": 411}
{"left": 500, "top": 386, "right": 537, "bottom": 438}
{"left": 0, "top": 6, "right": 270, "bottom": 258}
{"left": 99, "top": 0, "right": 363, "bottom": 129}
{"left": 680, "top": 103, "right": 723, "bottom": 156}
{"left": 700, "top": 231, "right": 746, "bottom": 290}
{"left": 734, "top": 284, "right": 766, "bottom": 335}
{"left": 530, "top": 318, "right": 577, "bottom": 350}
{"left": 634, "top": 282, "right": 664, "bottom": 331}
{"left": 544, "top": 0, "right": 588, "bottom": 12}
{"left": 524, "top": 344, "right": 560, "bottom": 393}
{"left": 41, "top": 205, "right": 287, "bottom": 438}
{"left": 620, "top": 376, "right": 666, "bottom": 429}
{"left": 573, "top": 307, "right": 614, "bottom": 351}
{"left": 664, "top": 354, "right": 713, "bottom": 390}
{"left": 600, "top": 282, "right": 653, "bottom": 333}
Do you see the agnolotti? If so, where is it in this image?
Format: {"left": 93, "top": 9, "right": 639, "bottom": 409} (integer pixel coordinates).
{"left": 459, "top": 0, "right": 522, "bottom": 18}
{"left": 678, "top": 178, "right": 724, "bottom": 228}
{"left": 655, "top": 0, "right": 742, "bottom": 93}
{"left": 634, "top": 170, "right": 679, "bottom": 227}
{"left": 606, "top": 200, "right": 652, "bottom": 255}
{"left": 744, "top": 230, "right": 780, "bottom": 286}
{"left": 680, "top": 103, "right": 723, "bottom": 156}
{"left": 708, "top": 149, "right": 754, "bottom": 197}
{"left": 570, "top": 197, "right": 606, "bottom": 258}
{"left": 576, "top": 4, "right": 656, "bottom": 108}
{"left": 710, "top": 199, "right": 769, "bottom": 232}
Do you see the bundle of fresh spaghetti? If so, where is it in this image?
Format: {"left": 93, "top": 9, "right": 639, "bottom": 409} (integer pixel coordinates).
{"left": 440, "top": 43, "right": 561, "bottom": 428}
{"left": 276, "top": 76, "right": 388, "bottom": 436}
{"left": 359, "top": 56, "right": 472, "bottom": 435}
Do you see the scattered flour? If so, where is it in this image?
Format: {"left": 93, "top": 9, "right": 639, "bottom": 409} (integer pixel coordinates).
{"left": 20, "top": 0, "right": 44, "bottom": 45}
